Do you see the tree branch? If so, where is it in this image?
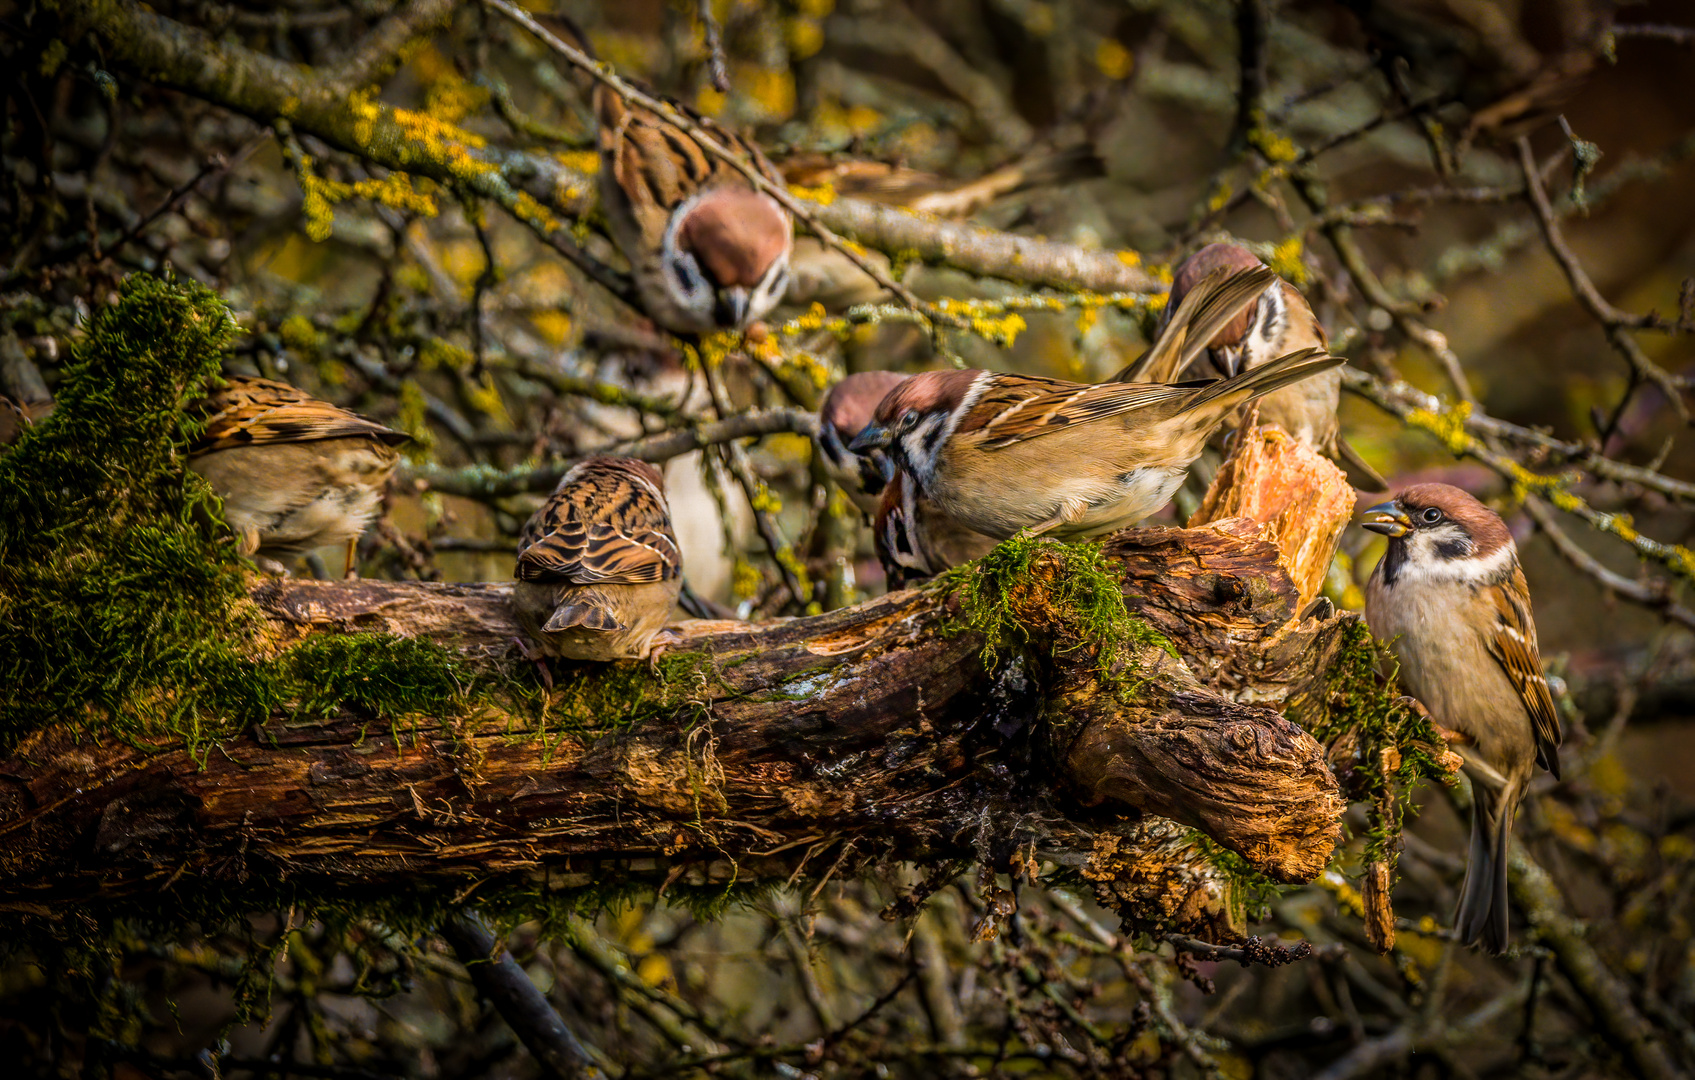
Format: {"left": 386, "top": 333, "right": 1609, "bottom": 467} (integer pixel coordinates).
{"left": 0, "top": 525, "right": 1347, "bottom": 938}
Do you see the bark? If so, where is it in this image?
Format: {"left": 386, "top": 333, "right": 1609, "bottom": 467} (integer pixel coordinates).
{"left": 0, "top": 520, "right": 1349, "bottom": 941}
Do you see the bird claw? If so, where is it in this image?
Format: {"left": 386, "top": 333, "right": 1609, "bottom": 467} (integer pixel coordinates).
{"left": 646, "top": 628, "right": 686, "bottom": 675}
{"left": 513, "top": 635, "right": 554, "bottom": 691}
{"left": 1395, "top": 695, "right": 1471, "bottom": 746}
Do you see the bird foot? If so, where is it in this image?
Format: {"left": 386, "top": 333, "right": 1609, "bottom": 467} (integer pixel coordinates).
{"left": 513, "top": 635, "right": 555, "bottom": 691}
{"left": 646, "top": 627, "right": 686, "bottom": 675}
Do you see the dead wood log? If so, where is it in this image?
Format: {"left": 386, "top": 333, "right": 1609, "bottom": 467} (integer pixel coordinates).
{"left": 0, "top": 524, "right": 1350, "bottom": 938}
{"left": 0, "top": 421, "right": 1370, "bottom": 942}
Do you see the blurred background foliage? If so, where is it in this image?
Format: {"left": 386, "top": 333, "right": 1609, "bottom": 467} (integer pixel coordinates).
{"left": 3, "top": 0, "right": 1695, "bottom": 1076}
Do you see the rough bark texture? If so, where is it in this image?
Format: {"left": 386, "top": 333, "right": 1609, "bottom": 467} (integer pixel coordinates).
{"left": 0, "top": 404, "right": 1370, "bottom": 942}
{"left": 0, "top": 520, "right": 1353, "bottom": 939}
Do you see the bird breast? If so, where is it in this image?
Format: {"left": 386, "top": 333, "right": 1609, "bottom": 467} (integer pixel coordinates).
{"left": 1364, "top": 574, "right": 1538, "bottom": 791}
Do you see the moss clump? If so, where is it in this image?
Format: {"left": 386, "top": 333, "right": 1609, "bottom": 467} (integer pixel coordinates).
{"left": 0, "top": 273, "right": 258, "bottom": 749}
{"left": 0, "top": 273, "right": 485, "bottom": 756}
{"left": 1303, "top": 619, "right": 1451, "bottom": 864}
{"left": 548, "top": 648, "right": 724, "bottom": 734}
{"left": 1188, "top": 832, "right": 1285, "bottom": 927}
{"left": 941, "top": 535, "right": 1174, "bottom": 680}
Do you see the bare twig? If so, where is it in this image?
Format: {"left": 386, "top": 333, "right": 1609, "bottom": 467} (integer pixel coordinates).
{"left": 1517, "top": 137, "right": 1689, "bottom": 419}
{"left": 404, "top": 406, "right": 819, "bottom": 498}
{"left": 441, "top": 912, "right": 600, "bottom": 1079}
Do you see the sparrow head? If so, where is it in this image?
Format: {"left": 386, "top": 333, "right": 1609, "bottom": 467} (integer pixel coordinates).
{"left": 848, "top": 369, "right": 979, "bottom": 483}
{"left": 1171, "top": 242, "right": 1297, "bottom": 375}
{"left": 664, "top": 187, "right": 793, "bottom": 330}
{"left": 1363, "top": 482, "right": 1513, "bottom": 586}
{"left": 818, "top": 371, "right": 910, "bottom": 511}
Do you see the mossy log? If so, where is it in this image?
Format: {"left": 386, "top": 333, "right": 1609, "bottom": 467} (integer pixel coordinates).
{"left": 0, "top": 513, "right": 1356, "bottom": 941}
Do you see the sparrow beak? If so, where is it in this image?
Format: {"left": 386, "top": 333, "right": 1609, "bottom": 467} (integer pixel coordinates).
{"left": 848, "top": 423, "right": 892, "bottom": 453}
{"left": 874, "top": 448, "right": 896, "bottom": 483}
{"left": 1361, "top": 499, "right": 1412, "bottom": 538}
{"left": 715, "top": 286, "right": 751, "bottom": 329}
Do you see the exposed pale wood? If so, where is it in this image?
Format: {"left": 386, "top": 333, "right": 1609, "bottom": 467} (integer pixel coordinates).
{"left": 1189, "top": 425, "right": 1356, "bottom": 614}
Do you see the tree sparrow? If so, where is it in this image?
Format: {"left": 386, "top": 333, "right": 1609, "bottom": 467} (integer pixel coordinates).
{"left": 513, "top": 456, "right": 683, "bottom": 663}
{"left": 188, "top": 376, "right": 407, "bottom": 576}
{"left": 849, "top": 347, "right": 1345, "bottom": 541}
{"left": 1118, "top": 242, "right": 1386, "bottom": 490}
{"left": 817, "top": 370, "right": 911, "bottom": 517}
{"left": 874, "top": 468, "right": 998, "bottom": 589}
{"left": 593, "top": 72, "right": 792, "bottom": 333}
{"left": 1362, "top": 483, "right": 1562, "bottom": 953}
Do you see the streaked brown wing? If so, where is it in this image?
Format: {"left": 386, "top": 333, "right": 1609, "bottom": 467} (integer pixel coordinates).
{"left": 1483, "top": 565, "right": 1563, "bottom": 777}
{"left": 516, "top": 464, "right": 682, "bottom": 585}
{"left": 193, "top": 376, "right": 405, "bottom": 453}
{"left": 1111, "top": 265, "right": 1276, "bottom": 383}
{"left": 969, "top": 376, "right": 1193, "bottom": 449}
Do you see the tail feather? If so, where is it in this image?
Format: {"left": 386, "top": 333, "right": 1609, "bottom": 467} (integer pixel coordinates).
{"left": 1111, "top": 265, "right": 1277, "bottom": 384}
{"left": 1180, "top": 347, "right": 1345, "bottom": 413}
{"left": 1456, "top": 786, "right": 1515, "bottom": 955}
{"left": 1336, "top": 434, "right": 1389, "bottom": 492}
{"left": 545, "top": 602, "right": 625, "bottom": 633}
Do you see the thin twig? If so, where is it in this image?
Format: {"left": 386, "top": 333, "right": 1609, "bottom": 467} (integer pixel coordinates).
{"left": 1516, "top": 136, "right": 1689, "bottom": 419}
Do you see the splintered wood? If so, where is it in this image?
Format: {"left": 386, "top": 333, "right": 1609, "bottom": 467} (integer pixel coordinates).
{"left": 1189, "top": 425, "right": 1356, "bottom": 614}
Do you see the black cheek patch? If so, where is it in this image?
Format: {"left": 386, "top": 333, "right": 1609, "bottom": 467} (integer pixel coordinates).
{"left": 1434, "top": 537, "right": 1471, "bottom": 560}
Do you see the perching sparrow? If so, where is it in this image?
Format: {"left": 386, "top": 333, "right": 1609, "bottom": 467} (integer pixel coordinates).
{"left": 817, "top": 370, "right": 911, "bottom": 516}
{"left": 875, "top": 468, "right": 998, "bottom": 589}
{"left": 849, "top": 347, "right": 1345, "bottom": 541}
{"left": 513, "top": 457, "right": 683, "bottom": 663}
{"left": 1363, "top": 484, "right": 1561, "bottom": 953}
{"left": 0, "top": 394, "right": 53, "bottom": 448}
{"left": 590, "top": 59, "right": 792, "bottom": 333}
{"left": 188, "top": 376, "right": 407, "bottom": 576}
{"left": 1117, "top": 242, "right": 1386, "bottom": 490}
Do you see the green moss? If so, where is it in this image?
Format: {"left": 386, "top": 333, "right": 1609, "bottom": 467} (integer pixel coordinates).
{"left": 544, "top": 648, "right": 725, "bottom": 736}
{"left": 0, "top": 273, "right": 509, "bottom": 757}
{"left": 1302, "top": 619, "right": 1450, "bottom": 864}
{"left": 0, "top": 273, "right": 256, "bottom": 750}
{"left": 1188, "top": 832, "right": 1284, "bottom": 927}
{"left": 940, "top": 535, "right": 1174, "bottom": 681}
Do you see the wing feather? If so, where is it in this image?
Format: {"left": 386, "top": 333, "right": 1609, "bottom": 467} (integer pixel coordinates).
{"left": 1483, "top": 565, "right": 1563, "bottom": 778}
{"left": 192, "top": 376, "right": 406, "bottom": 453}
{"left": 970, "top": 376, "right": 1194, "bottom": 449}
{"left": 516, "top": 460, "right": 683, "bottom": 586}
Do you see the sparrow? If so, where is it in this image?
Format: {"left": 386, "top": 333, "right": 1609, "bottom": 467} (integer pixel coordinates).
{"left": 849, "top": 347, "right": 1345, "bottom": 541}
{"left": 588, "top": 49, "right": 792, "bottom": 332}
{"left": 1362, "top": 483, "right": 1561, "bottom": 954}
{"left": 874, "top": 468, "right": 998, "bottom": 589}
{"left": 0, "top": 394, "right": 53, "bottom": 449}
{"left": 1115, "top": 242, "right": 1386, "bottom": 490}
{"left": 187, "top": 376, "right": 408, "bottom": 576}
{"left": 512, "top": 456, "right": 683, "bottom": 663}
{"left": 817, "top": 370, "right": 911, "bottom": 517}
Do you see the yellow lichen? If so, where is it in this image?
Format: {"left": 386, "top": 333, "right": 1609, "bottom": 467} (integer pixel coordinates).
{"left": 1095, "top": 38, "right": 1134, "bottom": 80}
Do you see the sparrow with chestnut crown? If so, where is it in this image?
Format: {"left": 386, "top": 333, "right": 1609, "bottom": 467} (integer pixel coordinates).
{"left": 188, "top": 376, "right": 408, "bottom": 576}
{"left": 874, "top": 468, "right": 999, "bottom": 589}
{"left": 573, "top": 29, "right": 792, "bottom": 333}
{"left": 817, "top": 370, "right": 911, "bottom": 517}
{"left": 849, "top": 346, "right": 1344, "bottom": 541}
{"left": 1118, "top": 242, "right": 1386, "bottom": 490}
{"left": 513, "top": 456, "right": 683, "bottom": 665}
{"left": 1363, "top": 483, "right": 1561, "bottom": 954}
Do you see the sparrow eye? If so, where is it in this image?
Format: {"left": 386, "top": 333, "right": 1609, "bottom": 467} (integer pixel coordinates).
{"left": 898, "top": 412, "right": 919, "bottom": 432}
{"left": 1421, "top": 507, "right": 1443, "bottom": 524}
